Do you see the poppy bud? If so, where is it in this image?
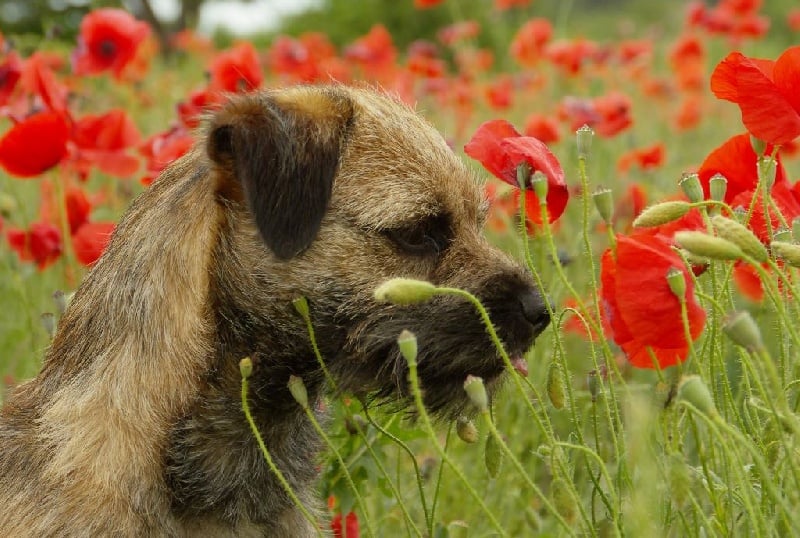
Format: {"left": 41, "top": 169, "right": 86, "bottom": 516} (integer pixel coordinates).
{"left": 708, "top": 174, "right": 728, "bottom": 203}
{"left": 531, "top": 171, "right": 548, "bottom": 205}
{"left": 576, "top": 124, "right": 594, "bottom": 159}
{"left": 674, "top": 231, "right": 745, "bottom": 261}
{"left": 516, "top": 161, "right": 532, "bottom": 189}
{"left": 677, "top": 375, "right": 717, "bottom": 418}
{"left": 0, "top": 192, "right": 17, "bottom": 218}
{"left": 239, "top": 357, "right": 253, "bottom": 379}
{"left": 288, "top": 375, "right": 309, "bottom": 409}
{"left": 665, "top": 267, "right": 686, "bottom": 299}
{"left": 464, "top": 375, "right": 488, "bottom": 412}
{"left": 633, "top": 201, "right": 691, "bottom": 228}
{"left": 757, "top": 156, "right": 777, "bottom": 191}
{"left": 679, "top": 173, "right": 704, "bottom": 203}
{"left": 456, "top": 416, "right": 479, "bottom": 444}
{"left": 41, "top": 313, "right": 55, "bottom": 338}
{"left": 711, "top": 215, "right": 767, "bottom": 262}
{"left": 750, "top": 135, "right": 767, "bottom": 156}
{"left": 551, "top": 477, "right": 577, "bottom": 524}
{"left": 397, "top": 329, "right": 418, "bottom": 367}
{"left": 374, "top": 278, "right": 437, "bottom": 305}
{"left": 592, "top": 187, "right": 613, "bottom": 226}
{"left": 722, "top": 311, "right": 764, "bottom": 352}
{"left": 292, "top": 296, "right": 310, "bottom": 319}
{"left": 484, "top": 433, "right": 503, "bottom": 478}
{"left": 773, "top": 227, "right": 792, "bottom": 243}
{"left": 771, "top": 241, "right": 800, "bottom": 268}
{"left": 546, "top": 362, "right": 565, "bottom": 409}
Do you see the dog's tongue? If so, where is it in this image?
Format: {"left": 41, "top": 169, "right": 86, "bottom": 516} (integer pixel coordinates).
{"left": 511, "top": 355, "right": 529, "bottom": 377}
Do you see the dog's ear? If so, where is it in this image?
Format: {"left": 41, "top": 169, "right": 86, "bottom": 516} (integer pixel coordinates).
{"left": 207, "top": 88, "right": 354, "bottom": 259}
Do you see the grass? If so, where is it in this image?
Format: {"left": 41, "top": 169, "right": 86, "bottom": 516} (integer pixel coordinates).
{"left": 3, "top": 2, "right": 800, "bottom": 536}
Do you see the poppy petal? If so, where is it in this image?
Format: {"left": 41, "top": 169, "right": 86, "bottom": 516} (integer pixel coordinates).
{"left": 773, "top": 45, "right": 800, "bottom": 115}
{"left": 0, "top": 112, "right": 69, "bottom": 177}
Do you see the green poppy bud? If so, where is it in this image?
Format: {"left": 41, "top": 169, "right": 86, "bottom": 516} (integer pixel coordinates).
{"left": 711, "top": 215, "right": 767, "bottom": 262}
{"left": 722, "top": 310, "right": 764, "bottom": 352}
{"left": 674, "top": 231, "right": 745, "bottom": 261}
{"left": 633, "top": 201, "right": 691, "bottom": 228}
{"left": 288, "top": 375, "right": 309, "bottom": 409}
{"left": 239, "top": 357, "right": 253, "bottom": 379}
{"left": 456, "top": 416, "right": 479, "bottom": 444}
{"left": 397, "top": 329, "right": 418, "bottom": 367}
{"left": 374, "top": 278, "right": 437, "bottom": 305}
{"left": 771, "top": 241, "right": 800, "bottom": 268}
{"left": 677, "top": 375, "right": 717, "bottom": 418}
{"left": 464, "top": 375, "right": 489, "bottom": 412}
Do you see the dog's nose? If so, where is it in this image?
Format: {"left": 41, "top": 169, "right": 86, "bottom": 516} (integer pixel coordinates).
{"left": 518, "top": 288, "right": 550, "bottom": 337}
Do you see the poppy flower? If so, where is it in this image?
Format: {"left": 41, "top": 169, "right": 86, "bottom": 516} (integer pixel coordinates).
{"left": 0, "top": 51, "right": 22, "bottom": 107}
{"left": 414, "top": 0, "right": 445, "bottom": 8}
{"left": 510, "top": 18, "right": 553, "bottom": 67}
{"left": 523, "top": 114, "right": 560, "bottom": 144}
{"left": 617, "top": 143, "right": 666, "bottom": 174}
{"left": 600, "top": 233, "right": 706, "bottom": 369}
{"left": 71, "top": 221, "right": 115, "bottom": 266}
{"left": 208, "top": 42, "right": 263, "bottom": 93}
{"left": 732, "top": 261, "right": 764, "bottom": 301}
{"left": 6, "top": 221, "right": 63, "bottom": 270}
{"left": 484, "top": 75, "right": 514, "bottom": 110}
{"left": 71, "top": 109, "right": 141, "bottom": 178}
{"left": 331, "top": 511, "right": 359, "bottom": 538}
{"left": 344, "top": 25, "right": 397, "bottom": 80}
{"left": 698, "top": 133, "right": 788, "bottom": 199}
{"left": 464, "top": 119, "right": 568, "bottom": 223}
{"left": 0, "top": 112, "right": 70, "bottom": 178}
{"left": 139, "top": 127, "right": 194, "bottom": 186}
{"left": 437, "top": 21, "right": 481, "bottom": 45}
{"left": 72, "top": 8, "right": 151, "bottom": 80}
{"left": 20, "top": 52, "right": 69, "bottom": 113}
{"left": 711, "top": 46, "right": 800, "bottom": 145}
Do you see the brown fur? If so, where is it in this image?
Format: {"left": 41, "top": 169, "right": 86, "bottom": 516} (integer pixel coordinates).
{"left": 0, "top": 86, "right": 548, "bottom": 536}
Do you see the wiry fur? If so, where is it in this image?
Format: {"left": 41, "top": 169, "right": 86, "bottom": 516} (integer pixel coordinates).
{"left": 0, "top": 86, "right": 548, "bottom": 536}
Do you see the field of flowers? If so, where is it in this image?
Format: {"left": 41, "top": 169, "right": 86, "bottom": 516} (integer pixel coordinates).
{"left": 2, "top": 0, "right": 800, "bottom": 535}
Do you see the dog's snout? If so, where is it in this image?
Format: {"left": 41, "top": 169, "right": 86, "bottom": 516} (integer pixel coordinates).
{"left": 518, "top": 288, "right": 550, "bottom": 336}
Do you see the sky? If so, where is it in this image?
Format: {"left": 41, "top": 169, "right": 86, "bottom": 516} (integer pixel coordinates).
{"left": 150, "top": 0, "right": 321, "bottom": 35}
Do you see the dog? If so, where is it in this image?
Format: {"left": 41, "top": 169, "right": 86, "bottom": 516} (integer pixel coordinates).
{"left": 0, "top": 85, "right": 549, "bottom": 536}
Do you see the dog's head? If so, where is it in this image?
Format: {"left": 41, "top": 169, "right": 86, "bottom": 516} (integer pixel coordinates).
{"left": 206, "top": 86, "right": 549, "bottom": 417}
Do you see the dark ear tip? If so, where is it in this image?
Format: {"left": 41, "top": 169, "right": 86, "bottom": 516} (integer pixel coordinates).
{"left": 208, "top": 124, "right": 234, "bottom": 165}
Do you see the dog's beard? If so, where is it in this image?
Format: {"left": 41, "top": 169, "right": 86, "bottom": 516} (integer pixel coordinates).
{"left": 329, "top": 284, "right": 545, "bottom": 420}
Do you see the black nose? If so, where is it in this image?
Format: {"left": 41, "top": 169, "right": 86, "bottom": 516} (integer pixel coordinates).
{"left": 518, "top": 288, "right": 550, "bottom": 337}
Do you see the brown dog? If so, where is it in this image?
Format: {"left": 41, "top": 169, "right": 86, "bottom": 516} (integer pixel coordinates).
{"left": 0, "top": 86, "right": 549, "bottom": 536}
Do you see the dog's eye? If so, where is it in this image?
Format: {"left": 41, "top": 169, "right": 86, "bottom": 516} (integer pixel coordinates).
{"left": 385, "top": 216, "right": 451, "bottom": 257}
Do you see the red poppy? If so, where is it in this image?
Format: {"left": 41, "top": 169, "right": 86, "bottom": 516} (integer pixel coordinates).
{"left": 208, "top": 42, "right": 263, "bottom": 93}
{"left": 176, "top": 88, "right": 225, "bottom": 129}
{"left": 65, "top": 187, "right": 92, "bottom": 234}
{"left": 523, "top": 114, "right": 560, "bottom": 144}
{"left": 600, "top": 233, "right": 706, "bottom": 369}
{"left": 669, "top": 34, "right": 705, "bottom": 92}
{"left": 495, "top": 0, "right": 531, "bottom": 9}
{"left": 72, "top": 221, "right": 115, "bottom": 266}
{"left": 789, "top": 9, "right": 800, "bottom": 32}
{"left": 6, "top": 221, "right": 63, "bottom": 270}
{"left": 72, "top": 8, "right": 151, "bottom": 80}
{"left": 71, "top": 109, "right": 141, "bottom": 178}
{"left": 484, "top": 75, "right": 514, "bottom": 110}
{"left": 414, "top": 0, "right": 445, "bottom": 8}
{"left": 617, "top": 143, "right": 666, "bottom": 174}
{"left": 331, "top": 511, "right": 359, "bottom": 538}
{"left": 437, "top": 21, "right": 481, "bottom": 45}
{"left": 464, "top": 119, "right": 568, "bottom": 223}
{"left": 697, "top": 133, "right": 788, "bottom": 203}
{"left": 510, "top": 18, "right": 553, "bottom": 67}
{"left": 0, "top": 112, "right": 70, "bottom": 178}
{"left": 0, "top": 52, "right": 22, "bottom": 107}
{"left": 344, "top": 25, "right": 397, "bottom": 80}
{"left": 139, "top": 127, "right": 194, "bottom": 186}
{"left": 20, "top": 52, "right": 69, "bottom": 113}
{"left": 711, "top": 46, "right": 800, "bottom": 145}
{"left": 732, "top": 261, "right": 764, "bottom": 302}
